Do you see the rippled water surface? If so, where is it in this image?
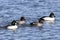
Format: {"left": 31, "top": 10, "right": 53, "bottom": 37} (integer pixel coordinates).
{"left": 0, "top": 0, "right": 60, "bottom": 40}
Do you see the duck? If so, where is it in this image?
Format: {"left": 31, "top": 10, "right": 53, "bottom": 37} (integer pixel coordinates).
{"left": 5, "top": 20, "right": 18, "bottom": 31}
{"left": 37, "top": 18, "right": 44, "bottom": 26}
{"left": 30, "top": 22, "right": 37, "bottom": 26}
{"left": 18, "top": 16, "right": 26, "bottom": 25}
{"left": 30, "top": 18, "right": 44, "bottom": 27}
{"left": 40, "top": 12, "right": 55, "bottom": 21}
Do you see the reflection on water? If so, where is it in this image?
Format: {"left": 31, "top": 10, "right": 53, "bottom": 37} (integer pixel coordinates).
{"left": 45, "top": 20, "right": 55, "bottom": 24}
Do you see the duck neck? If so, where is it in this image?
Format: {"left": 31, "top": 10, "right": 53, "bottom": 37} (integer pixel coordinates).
{"left": 49, "top": 15, "right": 54, "bottom": 18}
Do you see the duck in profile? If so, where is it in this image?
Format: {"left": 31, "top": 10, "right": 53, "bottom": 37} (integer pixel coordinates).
{"left": 30, "top": 18, "right": 44, "bottom": 27}
{"left": 5, "top": 20, "right": 18, "bottom": 31}
{"left": 40, "top": 12, "right": 55, "bottom": 21}
{"left": 17, "top": 16, "right": 26, "bottom": 25}
{"left": 37, "top": 18, "right": 44, "bottom": 26}
{"left": 30, "top": 22, "right": 37, "bottom": 26}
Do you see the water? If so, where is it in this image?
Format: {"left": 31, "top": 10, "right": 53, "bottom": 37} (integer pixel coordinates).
{"left": 0, "top": 0, "right": 60, "bottom": 40}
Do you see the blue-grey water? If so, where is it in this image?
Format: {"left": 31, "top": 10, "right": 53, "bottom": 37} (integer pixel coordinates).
{"left": 0, "top": 0, "right": 60, "bottom": 40}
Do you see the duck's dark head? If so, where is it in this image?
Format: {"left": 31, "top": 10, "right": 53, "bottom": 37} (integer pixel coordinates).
{"left": 20, "top": 16, "right": 25, "bottom": 21}
{"left": 49, "top": 12, "right": 55, "bottom": 18}
{"left": 38, "top": 18, "right": 44, "bottom": 23}
{"left": 11, "top": 20, "right": 17, "bottom": 25}
{"left": 30, "top": 22, "right": 37, "bottom": 26}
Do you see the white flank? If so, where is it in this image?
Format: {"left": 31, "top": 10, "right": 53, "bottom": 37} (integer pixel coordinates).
{"left": 7, "top": 25, "right": 17, "bottom": 30}
{"left": 43, "top": 17, "right": 55, "bottom": 21}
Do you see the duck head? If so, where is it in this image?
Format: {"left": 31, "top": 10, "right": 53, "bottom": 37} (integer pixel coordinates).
{"left": 20, "top": 16, "right": 26, "bottom": 21}
{"left": 49, "top": 12, "right": 55, "bottom": 18}
{"left": 11, "top": 20, "right": 17, "bottom": 25}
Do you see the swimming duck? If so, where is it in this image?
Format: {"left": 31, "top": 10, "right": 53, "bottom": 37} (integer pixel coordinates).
{"left": 37, "top": 18, "right": 44, "bottom": 26}
{"left": 30, "top": 18, "right": 44, "bottom": 27}
{"left": 5, "top": 20, "right": 18, "bottom": 31}
{"left": 18, "top": 16, "right": 26, "bottom": 25}
{"left": 40, "top": 12, "right": 55, "bottom": 21}
{"left": 30, "top": 22, "right": 37, "bottom": 26}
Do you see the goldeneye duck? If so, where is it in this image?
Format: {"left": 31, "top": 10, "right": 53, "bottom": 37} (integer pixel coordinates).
{"left": 30, "top": 18, "right": 44, "bottom": 27}
{"left": 5, "top": 20, "right": 18, "bottom": 31}
{"left": 30, "top": 22, "right": 37, "bottom": 26}
{"left": 17, "top": 16, "right": 26, "bottom": 25}
{"left": 37, "top": 18, "right": 44, "bottom": 26}
{"left": 40, "top": 12, "right": 55, "bottom": 21}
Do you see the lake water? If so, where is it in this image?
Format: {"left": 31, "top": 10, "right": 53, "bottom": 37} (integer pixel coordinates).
{"left": 0, "top": 0, "right": 60, "bottom": 40}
